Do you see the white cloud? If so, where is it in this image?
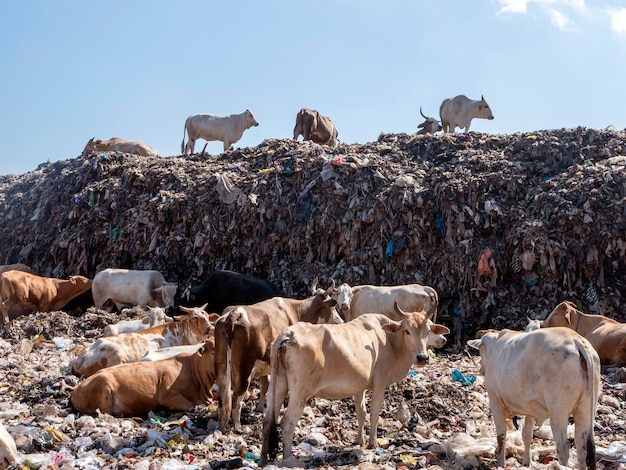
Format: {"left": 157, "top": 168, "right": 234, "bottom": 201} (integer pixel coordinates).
{"left": 611, "top": 7, "right": 626, "bottom": 35}
{"left": 547, "top": 8, "right": 573, "bottom": 29}
{"left": 499, "top": 0, "right": 527, "bottom": 13}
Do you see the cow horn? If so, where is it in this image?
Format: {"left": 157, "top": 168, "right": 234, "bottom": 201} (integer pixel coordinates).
{"left": 481, "top": 94, "right": 485, "bottom": 101}
{"left": 311, "top": 276, "right": 319, "bottom": 293}
{"left": 420, "top": 107, "right": 427, "bottom": 119}
{"left": 393, "top": 301, "right": 408, "bottom": 319}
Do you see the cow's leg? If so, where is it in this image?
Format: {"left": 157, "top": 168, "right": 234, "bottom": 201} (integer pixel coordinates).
{"left": 488, "top": 396, "right": 508, "bottom": 467}
{"left": 231, "top": 364, "right": 255, "bottom": 432}
{"left": 615, "top": 337, "right": 626, "bottom": 366}
{"left": 548, "top": 411, "right": 570, "bottom": 467}
{"left": 185, "top": 138, "right": 196, "bottom": 155}
{"left": 256, "top": 375, "right": 269, "bottom": 412}
{"left": 216, "top": 340, "right": 232, "bottom": 432}
{"left": 521, "top": 415, "right": 535, "bottom": 466}
{"left": 280, "top": 394, "right": 307, "bottom": 466}
{"left": 573, "top": 406, "right": 595, "bottom": 470}
{"left": 367, "top": 386, "right": 387, "bottom": 449}
{"left": 354, "top": 390, "right": 367, "bottom": 447}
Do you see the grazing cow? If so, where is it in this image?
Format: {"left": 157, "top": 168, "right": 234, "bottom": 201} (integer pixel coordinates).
{"left": 91, "top": 268, "right": 177, "bottom": 312}
{"left": 439, "top": 94, "right": 494, "bottom": 133}
{"left": 467, "top": 327, "right": 600, "bottom": 469}
{"left": 261, "top": 303, "right": 448, "bottom": 466}
{"left": 103, "top": 306, "right": 173, "bottom": 336}
{"left": 0, "top": 420, "right": 18, "bottom": 469}
{"left": 215, "top": 289, "right": 342, "bottom": 432}
{"left": 183, "top": 270, "right": 282, "bottom": 312}
{"left": 0, "top": 263, "right": 32, "bottom": 275}
{"left": 82, "top": 137, "right": 158, "bottom": 157}
{"left": 62, "top": 288, "right": 95, "bottom": 316}
{"left": 293, "top": 108, "right": 338, "bottom": 146}
{"left": 71, "top": 338, "right": 216, "bottom": 416}
{"left": 331, "top": 282, "right": 439, "bottom": 322}
{"left": 181, "top": 109, "right": 259, "bottom": 154}
{"left": 544, "top": 300, "right": 626, "bottom": 365}
{"left": 70, "top": 311, "right": 217, "bottom": 377}
{"left": 0, "top": 270, "right": 92, "bottom": 323}
{"left": 416, "top": 107, "right": 442, "bottom": 135}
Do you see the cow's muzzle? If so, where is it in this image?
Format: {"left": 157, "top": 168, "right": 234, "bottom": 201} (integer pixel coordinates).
{"left": 414, "top": 353, "right": 429, "bottom": 366}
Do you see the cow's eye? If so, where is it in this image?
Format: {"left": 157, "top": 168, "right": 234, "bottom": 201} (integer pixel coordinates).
{"left": 405, "top": 329, "right": 411, "bottom": 335}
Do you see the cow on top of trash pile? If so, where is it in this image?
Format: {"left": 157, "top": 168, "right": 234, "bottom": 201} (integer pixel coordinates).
{"left": 439, "top": 94, "right": 494, "bottom": 133}
{"left": 181, "top": 109, "right": 259, "bottom": 154}
{"left": 91, "top": 268, "right": 177, "bottom": 313}
{"left": 544, "top": 300, "right": 626, "bottom": 366}
{"left": 0, "top": 270, "right": 92, "bottom": 324}
{"left": 467, "top": 327, "right": 600, "bottom": 470}
{"left": 293, "top": 108, "right": 338, "bottom": 146}
{"left": 261, "top": 303, "right": 448, "bottom": 467}
{"left": 70, "top": 309, "right": 217, "bottom": 377}
{"left": 416, "top": 107, "right": 442, "bottom": 135}
{"left": 82, "top": 137, "right": 158, "bottom": 157}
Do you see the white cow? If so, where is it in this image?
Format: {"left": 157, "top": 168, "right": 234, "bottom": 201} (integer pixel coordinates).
{"left": 439, "top": 94, "right": 494, "bottom": 133}
{"left": 181, "top": 109, "right": 259, "bottom": 154}
{"left": 468, "top": 327, "right": 600, "bottom": 469}
{"left": 0, "top": 420, "right": 18, "bottom": 468}
{"left": 103, "top": 306, "right": 173, "bottom": 336}
{"left": 260, "top": 303, "right": 449, "bottom": 466}
{"left": 331, "top": 282, "right": 438, "bottom": 322}
{"left": 92, "top": 269, "right": 177, "bottom": 312}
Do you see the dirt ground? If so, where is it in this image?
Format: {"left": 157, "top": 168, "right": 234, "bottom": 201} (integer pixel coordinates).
{"left": 1, "top": 308, "right": 625, "bottom": 470}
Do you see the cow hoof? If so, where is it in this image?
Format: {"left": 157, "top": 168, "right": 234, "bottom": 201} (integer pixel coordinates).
{"left": 279, "top": 456, "right": 305, "bottom": 468}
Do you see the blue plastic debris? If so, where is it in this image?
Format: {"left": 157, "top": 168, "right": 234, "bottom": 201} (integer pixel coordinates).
{"left": 451, "top": 369, "right": 476, "bottom": 386}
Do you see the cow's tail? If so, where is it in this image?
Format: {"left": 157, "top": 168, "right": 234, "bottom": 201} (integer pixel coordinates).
{"left": 181, "top": 117, "right": 188, "bottom": 154}
{"left": 427, "top": 287, "right": 439, "bottom": 323}
{"left": 576, "top": 338, "right": 599, "bottom": 469}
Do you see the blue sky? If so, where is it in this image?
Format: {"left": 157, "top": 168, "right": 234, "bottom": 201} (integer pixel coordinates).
{"left": 1, "top": 0, "right": 625, "bottom": 175}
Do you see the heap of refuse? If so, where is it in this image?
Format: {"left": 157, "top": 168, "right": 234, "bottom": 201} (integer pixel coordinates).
{"left": 2, "top": 128, "right": 626, "bottom": 347}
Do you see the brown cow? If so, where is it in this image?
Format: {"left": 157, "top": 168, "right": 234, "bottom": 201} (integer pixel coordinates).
{"left": 544, "top": 300, "right": 626, "bottom": 365}
{"left": 215, "top": 289, "right": 342, "bottom": 432}
{"left": 0, "top": 270, "right": 92, "bottom": 324}
{"left": 293, "top": 108, "right": 338, "bottom": 146}
{"left": 71, "top": 338, "right": 216, "bottom": 416}
{"left": 82, "top": 137, "right": 158, "bottom": 157}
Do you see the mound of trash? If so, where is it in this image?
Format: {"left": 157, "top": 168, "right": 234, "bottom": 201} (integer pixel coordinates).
{"left": 2, "top": 128, "right": 626, "bottom": 347}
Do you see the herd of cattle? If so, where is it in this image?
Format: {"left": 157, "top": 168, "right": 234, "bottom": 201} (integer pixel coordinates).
{"left": 80, "top": 94, "right": 495, "bottom": 158}
{"left": 0, "top": 262, "right": 621, "bottom": 468}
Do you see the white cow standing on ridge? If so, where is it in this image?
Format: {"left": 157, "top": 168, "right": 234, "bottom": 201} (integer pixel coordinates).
{"left": 181, "top": 109, "right": 259, "bottom": 155}
{"left": 439, "top": 94, "right": 494, "bottom": 133}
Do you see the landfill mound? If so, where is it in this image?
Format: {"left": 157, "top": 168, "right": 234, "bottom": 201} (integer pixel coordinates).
{"left": 2, "top": 127, "right": 626, "bottom": 346}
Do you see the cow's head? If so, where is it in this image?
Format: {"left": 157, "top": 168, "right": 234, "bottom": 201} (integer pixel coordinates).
{"left": 417, "top": 107, "right": 442, "bottom": 135}
{"left": 245, "top": 109, "right": 259, "bottom": 128}
{"left": 82, "top": 137, "right": 100, "bottom": 156}
{"left": 69, "top": 275, "right": 92, "bottom": 287}
{"left": 426, "top": 319, "right": 450, "bottom": 348}
{"left": 544, "top": 300, "right": 579, "bottom": 328}
{"left": 153, "top": 282, "right": 178, "bottom": 308}
{"left": 331, "top": 283, "right": 361, "bottom": 313}
{"left": 478, "top": 95, "right": 494, "bottom": 120}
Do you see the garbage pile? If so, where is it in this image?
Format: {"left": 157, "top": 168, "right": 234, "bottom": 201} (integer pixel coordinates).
{"left": 2, "top": 128, "right": 626, "bottom": 346}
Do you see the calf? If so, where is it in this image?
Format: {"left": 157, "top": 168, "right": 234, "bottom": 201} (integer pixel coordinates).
{"left": 544, "top": 300, "right": 626, "bottom": 365}
{"left": 103, "top": 306, "right": 172, "bottom": 336}
{"left": 215, "top": 289, "right": 342, "bottom": 432}
{"left": 261, "top": 303, "right": 448, "bottom": 466}
{"left": 468, "top": 327, "right": 600, "bottom": 469}
{"left": 71, "top": 338, "right": 216, "bottom": 416}
{"left": 70, "top": 311, "right": 217, "bottom": 377}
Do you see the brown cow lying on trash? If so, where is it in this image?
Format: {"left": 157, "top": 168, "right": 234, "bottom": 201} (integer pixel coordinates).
{"left": 82, "top": 137, "right": 158, "bottom": 157}
{"left": 293, "top": 108, "right": 338, "bottom": 146}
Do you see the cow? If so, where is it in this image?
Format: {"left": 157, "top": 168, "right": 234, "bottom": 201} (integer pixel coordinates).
{"left": 140, "top": 342, "right": 205, "bottom": 362}
{"left": 215, "top": 289, "right": 342, "bottom": 432}
{"left": 181, "top": 109, "right": 259, "bottom": 155}
{"left": 331, "top": 282, "right": 439, "bottom": 323}
{"left": 183, "top": 270, "right": 282, "bottom": 312}
{"left": 467, "top": 327, "right": 600, "bottom": 469}
{"left": 293, "top": 108, "right": 338, "bottom": 146}
{"left": 91, "top": 268, "right": 177, "bottom": 312}
{"left": 416, "top": 107, "right": 442, "bottom": 135}
{"left": 82, "top": 137, "right": 158, "bottom": 157}
{"left": 260, "top": 303, "right": 449, "bottom": 466}
{"left": 70, "top": 310, "right": 218, "bottom": 377}
{"left": 544, "top": 300, "right": 626, "bottom": 365}
{"left": 103, "top": 306, "right": 173, "bottom": 336}
{"left": 0, "top": 263, "right": 32, "bottom": 275}
{"left": 0, "top": 270, "right": 92, "bottom": 324}
{"left": 0, "top": 420, "right": 18, "bottom": 469}
{"left": 70, "top": 338, "right": 216, "bottom": 417}
{"left": 439, "top": 94, "right": 494, "bottom": 133}
{"left": 62, "top": 288, "right": 95, "bottom": 316}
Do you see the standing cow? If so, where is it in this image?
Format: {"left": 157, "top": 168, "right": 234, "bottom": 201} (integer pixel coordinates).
{"left": 181, "top": 109, "right": 259, "bottom": 155}
{"left": 293, "top": 108, "right": 338, "bottom": 146}
{"left": 439, "top": 94, "right": 494, "bottom": 133}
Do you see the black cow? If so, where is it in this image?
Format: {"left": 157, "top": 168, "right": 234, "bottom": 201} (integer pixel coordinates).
{"left": 183, "top": 270, "right": 282, "bottom": 314}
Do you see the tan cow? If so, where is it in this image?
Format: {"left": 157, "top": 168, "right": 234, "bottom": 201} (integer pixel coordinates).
{"left": 0, "top": 420, "right": 18, "bottom": 469}
{"left": 0, "top": 263, "right": 32, "bottom": 275}
{"left": 181, "top": 109, "right": 259, "bottom": 154}
{"left": 439, "top": 94, "right": 494, "bottom": 133}
{"left": 215, "top": 289, "right": 342, "bottom": 432}
{"left": 331, "top": 282, "right": 439, "bottom": 322}
{"left": 0, "top": 270, "right": 92, "bottom": 324}
{"left": 544, "top": 300, "right": 626, "bottom": 365}
{"left": 468, "top": 327, "right": 600, "bottom": 469}
{"left": 293, "top": 108, "right": 338, "bottom": 146}
{"left": 70, "top": 311, "right": 218, "bottom": 377}
{"left": 82, "top": 137, "right": 158, "bottom": 157}
{"left": 261, "top": 303, "right": 448, "bottom": 466}
{"left": 71, "top": 338, "right": 216, "bottom": 416}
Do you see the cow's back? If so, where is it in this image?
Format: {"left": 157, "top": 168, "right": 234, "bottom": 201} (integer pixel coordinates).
{"left": 92, "top": 269, "right": 165, "bottom": 307}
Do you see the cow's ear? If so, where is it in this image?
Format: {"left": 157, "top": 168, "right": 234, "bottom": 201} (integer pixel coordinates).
{"left": 564, "top": 310, "right": 572, "bottom": 325}
{"left": 382, "top": 321, "right": 402, "bottom": 333}
{"left": 431, "top": 324, "right": 450, "bottom": 335}
{"left": 208, "top": 313, "right": 220, "bottom": 323}
{"left": 467, "top": 338, "right": 482, "bottom": 349}
{"left": 324, "top": 298, "right": 337, "bottom": 307}
{"left": 352, "top": 288, "right": 362, "bottom": 295}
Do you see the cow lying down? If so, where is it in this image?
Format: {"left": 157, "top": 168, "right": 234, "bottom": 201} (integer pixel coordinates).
{"left": 468, "top": 327, "right": 600, "bottom": 469}
{"left": 71, "top": 338, "right": 216, "bottom": 416}
{"left": 103, "top": 306, "right": 173, "bottom": 336}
